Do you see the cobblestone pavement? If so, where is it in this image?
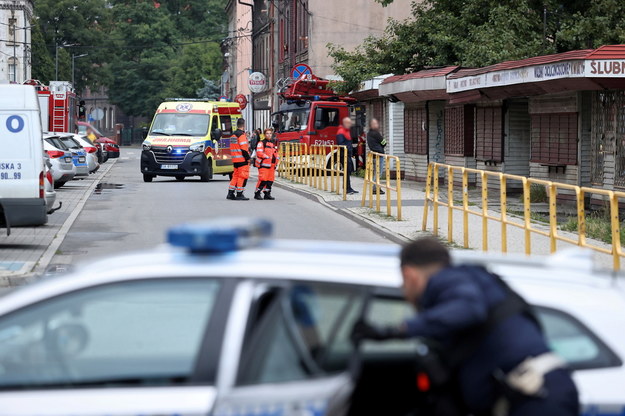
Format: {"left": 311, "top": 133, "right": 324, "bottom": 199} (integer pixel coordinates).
{"left": 0, "top": 159, "right": 118, "bottom": 286}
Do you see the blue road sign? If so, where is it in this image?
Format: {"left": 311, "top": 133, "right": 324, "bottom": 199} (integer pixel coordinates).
{"left": 291, "top": 64, "right": 312, "bottom": 79}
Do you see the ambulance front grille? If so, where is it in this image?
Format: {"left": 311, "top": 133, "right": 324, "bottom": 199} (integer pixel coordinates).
{"left": 152, "top": 146, "right": 189, "bottom": 164}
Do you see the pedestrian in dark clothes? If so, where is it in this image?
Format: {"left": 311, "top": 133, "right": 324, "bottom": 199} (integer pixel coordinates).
{"left": 336, "top": 117, "right": 358, "bottom": 195}
{"left": 366, "top": 118, "right": 387, "bottom": 195}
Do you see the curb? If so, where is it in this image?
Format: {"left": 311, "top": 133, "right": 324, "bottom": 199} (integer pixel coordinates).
{"left": 29, "top": 159, "right": 119, "bottom": 280}
{"left": 274, "top": 179, "right": 410, "bottom": 245}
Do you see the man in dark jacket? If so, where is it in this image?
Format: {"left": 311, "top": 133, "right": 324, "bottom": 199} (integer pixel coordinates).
{"left": 366, "top": 118, "right": 387, "bottom": 195}
{"left": 336, "top": 117, "right": 358, "bottom": 195}
{"left": 354, "top": 238, "right": 579, "bottom": 416}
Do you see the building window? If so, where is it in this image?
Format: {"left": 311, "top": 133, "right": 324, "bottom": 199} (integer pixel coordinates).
{"left": 475, "top": 106, "right": 503, "bottom": 162}
{"left": 404, "top": 107, "right": 427, "bottom": 155}
{"left": 444, "top": 105, "right": 474, "bottom": 157}
{"left": 279, "top": 17, "right": 286, "bottom": 62}
{"left": 8, "top": 17, "right": 16, "bottom": 44}
{"left": 295, "top": 0, "right": 309, "bottom": 55}
{"left": 8, "top": 58, "right": 17, "bottom": 83}
{"left": 530, "top": 113, "right": 578, "bottom": 165}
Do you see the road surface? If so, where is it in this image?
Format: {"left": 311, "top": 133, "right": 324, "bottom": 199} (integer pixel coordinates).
{"left": 51, "top": 148, "right": 393, "bottom": 269}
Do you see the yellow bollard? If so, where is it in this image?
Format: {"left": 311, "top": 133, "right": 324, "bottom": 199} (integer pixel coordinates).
{"left": 447, "top": 166, "right": 454, "bottom": 244}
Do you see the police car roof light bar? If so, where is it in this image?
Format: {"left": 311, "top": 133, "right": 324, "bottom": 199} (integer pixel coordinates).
{"left": 167, "top": 218, "right": 273, "bottom": 253}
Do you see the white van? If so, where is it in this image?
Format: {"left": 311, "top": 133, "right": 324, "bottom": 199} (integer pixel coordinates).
{"left": 0, "top": 84, "right": 47, "bottom": 234}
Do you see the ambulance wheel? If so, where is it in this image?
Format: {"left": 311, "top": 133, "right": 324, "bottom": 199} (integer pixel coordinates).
{"left": 175, "top": 175, "right": 185, "bottom": 181}
{"left": 143, "top": 174, "right": 154, "bottom": 183}
{"left": 200, "top": 163, "right": 213, "bottom": 182}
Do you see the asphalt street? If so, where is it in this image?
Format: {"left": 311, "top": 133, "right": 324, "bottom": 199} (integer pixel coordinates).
{"left": 50, "top": 148, "right": 392, "bottom": 269}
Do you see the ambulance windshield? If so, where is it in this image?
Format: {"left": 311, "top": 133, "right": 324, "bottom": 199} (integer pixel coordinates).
{"left": 273, "top": 109, "right": 310, "bottom": 133}
{"left": 149, "top": 114, "right": 210, "bottom": 137}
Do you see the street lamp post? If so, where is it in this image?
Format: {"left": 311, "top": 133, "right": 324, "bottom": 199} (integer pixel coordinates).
{"left": 72, "top": 54, "right": 88, "bottom": 87}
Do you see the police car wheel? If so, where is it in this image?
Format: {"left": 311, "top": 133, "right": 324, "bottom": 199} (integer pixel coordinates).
{"left": 143, "top": 174, "right": 154, "bottom": 183}
{"left": 175, "top": 175, "right": 185, "bottom": 181}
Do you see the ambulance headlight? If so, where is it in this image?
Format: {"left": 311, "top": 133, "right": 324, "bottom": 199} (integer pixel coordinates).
{"left": 190, "top": 143, "right": 205, "bottom": 152}
{"left": 142, "top": 143, "right": 151, "bottom": 151}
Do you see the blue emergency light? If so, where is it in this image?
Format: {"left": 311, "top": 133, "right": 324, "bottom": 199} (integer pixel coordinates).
{"left": 167, "top": 218, "right": 273, "bottom": 253}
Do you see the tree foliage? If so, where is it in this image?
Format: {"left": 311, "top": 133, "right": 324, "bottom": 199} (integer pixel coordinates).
{"left": 332, "top": 0, "right": 625, "bottom": 92}
{"left": 33, "top": 0, "right": 227, "bottom": 117}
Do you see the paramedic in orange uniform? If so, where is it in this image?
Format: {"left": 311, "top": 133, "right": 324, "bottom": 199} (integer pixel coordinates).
{"left": 227, "top": 118, "right": 251, "bottom": 201}
{"left": 254, "top": 128, "right": 278, "bottom": 200}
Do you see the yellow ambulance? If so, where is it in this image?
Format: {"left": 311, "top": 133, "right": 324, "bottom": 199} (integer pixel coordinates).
{"left": 140, "top": 100, "right": 242, "bottom": 182}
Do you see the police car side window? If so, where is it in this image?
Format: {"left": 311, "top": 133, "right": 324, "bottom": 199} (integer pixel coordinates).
{"left": 0, "top": 279, "right": 221, "bottom": 388}
{"left": 362, "top": 297, "right": 419, "bottom": 355}
{"left": 536, "top": 307, "right": 622, "bottom": 370}
{"left": 237, "top": 283, "right": 365, "bottom": 385}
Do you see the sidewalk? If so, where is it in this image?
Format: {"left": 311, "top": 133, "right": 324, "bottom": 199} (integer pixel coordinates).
{"left": 275, "top": 174, "right": 617, "bottom": 270}
{"left": 0, "top": 159, "right": 118, "bottom": 286}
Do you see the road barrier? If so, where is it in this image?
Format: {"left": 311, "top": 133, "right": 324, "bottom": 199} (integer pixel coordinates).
{"left": 278, "top": 142, "right": 348, "bottom": 200}
{"left": 361, "top": 152, "right": 402, "bottom": 220}
{"left": 422, "top": 162, "right": 625, "bottom": 270}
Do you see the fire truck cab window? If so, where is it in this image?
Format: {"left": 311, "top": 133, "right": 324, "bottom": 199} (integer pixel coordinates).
{"left": 316, "top": 108, "right": 340, "bottom": 130}
{"left": 274, "top": 109, "right": 310, "bottom": 132}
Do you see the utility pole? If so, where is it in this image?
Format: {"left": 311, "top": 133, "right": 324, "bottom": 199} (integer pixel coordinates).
{"left": 11, "top": 3, "right": 16, "bottom": 82}
{"left": 55, "top": 42, "right": 59, "bottom": 81}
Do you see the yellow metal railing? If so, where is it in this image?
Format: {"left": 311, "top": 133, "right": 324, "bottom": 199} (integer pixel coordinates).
{"left": 278, "top": 142, "right": 348, "bottom": 200}
{"left": 422, "top": 162, "right": 625, "bottom": 270}
{"left": 361, "top": 152, "right": 403, "bottom": 220}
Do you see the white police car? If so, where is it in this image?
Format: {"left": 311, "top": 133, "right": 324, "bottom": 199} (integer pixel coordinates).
{"left": 0, "top": 219, "right": 621, "bottom": 416}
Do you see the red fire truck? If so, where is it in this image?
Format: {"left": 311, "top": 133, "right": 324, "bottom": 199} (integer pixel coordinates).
{"left": 24, "top": 80, "right": 77, "bottom": 133}
{"left": 273, "top": 74, "right": 367, "bottom": 168}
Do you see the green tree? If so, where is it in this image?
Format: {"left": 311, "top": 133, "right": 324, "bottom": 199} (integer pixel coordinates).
{"left": 197, "top": 78, "right": 221, "bottom": 100}
{"left": 34, "top": 0, "right": 111, "bottom": 90}
{"left": 165, "top": 42, "right": 222, "bottom": 98}
{"left": 331, "top": 0, "right": 608, "bottom": 92}
{"left": 31, "top": 21, "right": 55, "bottom": 83}
{"left": 106, "top": 1, "right": 179, "bottom": 116}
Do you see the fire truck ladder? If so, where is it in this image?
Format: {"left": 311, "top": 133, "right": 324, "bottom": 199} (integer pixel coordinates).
{"left": 280, "top": 75, "right": 356, "bottom": 103}
{"left": 51, "top": 96, "right": 66, "bottom": 132}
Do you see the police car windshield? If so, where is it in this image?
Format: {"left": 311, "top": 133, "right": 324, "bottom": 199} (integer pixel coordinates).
{"left": 150, "top": 114, "right": 210, "bottom": 137}
{"left": 273, "top": 109, "right": 309, "bottom": 133}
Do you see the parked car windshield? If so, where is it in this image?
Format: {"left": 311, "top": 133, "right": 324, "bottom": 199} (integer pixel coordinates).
{"left": 149, "top": 114, "right": 210, "bottom": 137}
{"left": 273, "top": 109, "right": 310, "bottom": 133}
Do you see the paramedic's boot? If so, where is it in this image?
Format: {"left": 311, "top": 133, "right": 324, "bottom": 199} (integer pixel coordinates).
{"left": 264, "top": 191, "right": 275, "bottom": 200}
{"left": 226, "top": 190, "right": 236, "bottom": 200}
{"left": 236, "top": 192, "right": 250, "bottom": 201}
{"left": 254, "top": 191, "right": 263, "bottom": 200}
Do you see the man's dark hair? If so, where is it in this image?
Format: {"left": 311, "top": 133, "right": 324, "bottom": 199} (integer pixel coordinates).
{"left": 237, "top": 118, "right": 246, "bottom": 128}
{"left": 400, "top": 237, "right": 451, "bottom": 268}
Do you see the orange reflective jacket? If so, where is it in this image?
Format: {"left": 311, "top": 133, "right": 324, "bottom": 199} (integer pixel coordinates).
{"left": 231, "top": 130, "right": 250, "bottom": 166}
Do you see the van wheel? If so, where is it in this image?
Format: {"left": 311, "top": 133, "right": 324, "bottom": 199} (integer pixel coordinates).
{"left": 200, "top": 162, "right": 213, "bottom": 182}
{"left": 175, "top": 175, "right": 185, "bottom": 181}
{"left": 143, "top": 174, "right": 154, "bottom": 183}
{"left": 54, "top": 181, "right": 66, "bottom": 189}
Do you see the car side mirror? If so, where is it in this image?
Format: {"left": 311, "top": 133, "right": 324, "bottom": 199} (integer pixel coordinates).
{"left": 314, "top": 108, "right": 324, "bottom": 130}
{"left": 211, "top": 129, "right": 222, "bottom": 141}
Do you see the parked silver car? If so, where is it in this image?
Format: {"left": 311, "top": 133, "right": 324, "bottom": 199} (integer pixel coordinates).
{"left": 42, "top": 135, "right": 76, "bottom": 189}
{"left": 42, "top": 153, "right": 60, "bottom": 215}
{"left": 56, "top": 134, "right": 89, "bottom": 178}
{"left": 71, "top": 134, "right": 100, "bottom": 174}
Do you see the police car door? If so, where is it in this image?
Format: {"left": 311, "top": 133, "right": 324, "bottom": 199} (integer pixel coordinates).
{"left": 213, "top": 281, "right": 367, "bottom": 416}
